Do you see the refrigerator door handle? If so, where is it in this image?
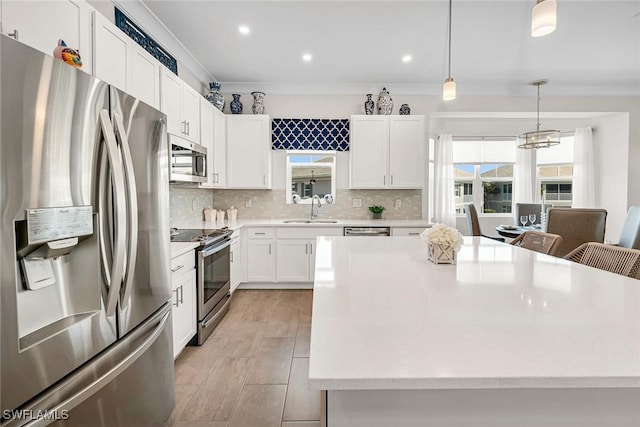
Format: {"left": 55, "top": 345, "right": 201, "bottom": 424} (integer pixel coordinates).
{"left": 113, "top": 113, "right": 139, "bottom": 309}
{"left": 15, "top": 307, "right": 171, "bottom": 427}
{"left": 99, "top": 110, "right": 127, "bottom": 316}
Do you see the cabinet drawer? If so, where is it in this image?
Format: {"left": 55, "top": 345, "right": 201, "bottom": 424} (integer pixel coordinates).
{"left": 277, "top": 227, "right": 343, "bottom": 239}
{"left": 391, "top": 227, "right": 426, "bottom": 236}
{"left": 171, "top": 250, "right": 195, "bottom": 276}
{"left": 246, "top": 228, "right": 275, "bottom": 239}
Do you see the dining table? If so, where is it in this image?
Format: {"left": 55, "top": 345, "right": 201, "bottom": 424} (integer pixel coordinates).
{"left": 495, "top": 224, "right": 543, "bottom": 238}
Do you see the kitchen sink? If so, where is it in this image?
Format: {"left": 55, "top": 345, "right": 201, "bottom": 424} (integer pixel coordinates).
{"left": 282, "top": 219, "right": 339, "bottom": 224}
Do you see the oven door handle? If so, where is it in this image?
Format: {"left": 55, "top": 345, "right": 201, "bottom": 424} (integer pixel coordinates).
{"left": 199, "top": 238, "right": 231, "bottom": 257}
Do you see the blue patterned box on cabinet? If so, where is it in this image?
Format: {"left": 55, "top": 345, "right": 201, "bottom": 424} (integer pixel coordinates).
{"left": 271, "top": 119, "right": 350, "bottom": 151}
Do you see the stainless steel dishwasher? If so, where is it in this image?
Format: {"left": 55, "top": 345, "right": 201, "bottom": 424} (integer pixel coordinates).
{"left": 343, "top": 227, "right": 391, "bottom": 236}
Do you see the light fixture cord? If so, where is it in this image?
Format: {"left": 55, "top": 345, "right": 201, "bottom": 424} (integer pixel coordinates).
{"left": 447, "top": 0, "right": 452, "bottom": 79}
{"left": 536, "top": 83, "right": 541, "bottom": 133}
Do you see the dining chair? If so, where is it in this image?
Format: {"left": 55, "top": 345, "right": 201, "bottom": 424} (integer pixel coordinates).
{"left": 510, "top": 230, "right": 563, "bottom": 256}
{"left": 463, "top": 203, "right": 505, "bottom": 242}
{"left": 514, "top": 203, "right": 551, "bottom": 225}
{"left": 617, "top": 205, "right": 640, "bottom": 249}
{"left": 545, "top": 208, "right": 607, "bottom": 257}
{"left": 564, "top": 242, "right": 640, "bottom": 279}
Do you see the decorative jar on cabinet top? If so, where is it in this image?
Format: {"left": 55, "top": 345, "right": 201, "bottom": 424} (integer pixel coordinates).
{"left": 206, "top": 81, "right": 225, "bottom": 112}
{"left": 399, "top": 104, "right": 411, "bottom": 115}
{"left": 377, "top": 87, "right": 393, "bottom": 115}
{"left": 230, "top": 94, "right": 243, "bottom": 114}
{"left": 251, "top": 91, "right": 265, "bottom": 114}
{"left": 364, "top": 94, "right": 374, "bottom": 115}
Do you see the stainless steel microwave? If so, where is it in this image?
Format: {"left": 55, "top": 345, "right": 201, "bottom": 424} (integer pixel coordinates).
{"left": 169, "top": 135, "right": 207, "bottom": 183}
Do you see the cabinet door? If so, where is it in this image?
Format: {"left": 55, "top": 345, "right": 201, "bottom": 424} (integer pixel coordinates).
{"left": 246, "top": 239, "right": 275, "bottom": 282}
{"left": 211, "top": 108, "right": 227, "bottom": 187}
{"left": 276, "top": 239, "right": 311, "bottom": 282}
{"left": 172, "top": 268, "right": 196, "bottom": 358}
{"left": 1, "top": 0, "right": 92, "bottom": 74}
{"left": 226, "top": 115, "right": 270, "bottom": 188}
{"left": 160, "top": 69, "right": 184, "bottom": 136}
{"left": 93, "top": 12, "right": 128, "bottom": 91}
{"left": 199, "top": 99, "right": 216, "bottom": 187}
{"left": 350, "top": 115, "right": 388, "bottom": 189}
{"left": 182, "top": 85, "right": 201, "bottom": 143}
{"left": 230, "top": 240, "right": 242, "bottom": 291}
{"left": 389, "top": 116, "right": 425, "bottom": 188}
{"left": 127, "top": 45, "right": 160, "bottom": 109}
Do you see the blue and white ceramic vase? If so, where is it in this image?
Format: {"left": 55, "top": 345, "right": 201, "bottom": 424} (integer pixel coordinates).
{"left": 399, "top": 104, "right": 411, "bottom": 115}
{"left": 251, "top": 91, "right": 265, "bottom": 114}
{"left": 377, "top": 87, "right": 393, "bottom": 115}
{"left": 206, "top": 81, "right": 225, "bottom": 112}
{"left": 364, "top": 94, "right": 374, "bottom": 115}
{"left": 230, "top": 94, "right": 243, "bottom": 114}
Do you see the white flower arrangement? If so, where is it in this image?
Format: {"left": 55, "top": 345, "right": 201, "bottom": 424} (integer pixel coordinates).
{"left": 420, "top": 223, "right": 465, "bottom": 252}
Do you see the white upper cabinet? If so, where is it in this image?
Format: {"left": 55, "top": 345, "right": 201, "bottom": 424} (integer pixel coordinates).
{"left": 160, "top": 67, "right": 201, "bottom": 143}
{"left": 350, "top": 116, "right": 388, "bottom": 189}
{"left": 350, "top": 115, "right": 425, "bottom": 189}
{"left": 0, "top": 0, "right": 93, "bottom": 74}
{"left": 388, "top": 116, "right": 425, "bottom": 188}
{"left": 226, "top": 115, "right": 271, "bottom": 189}
{"left": 93, "top": 11, "right": 159, "bottom": 109}
{"left": 199, "top": 99, "right": 227, "bottom": 188}
{"left": 93, "top": 12, "right": 127, "bottom": 90}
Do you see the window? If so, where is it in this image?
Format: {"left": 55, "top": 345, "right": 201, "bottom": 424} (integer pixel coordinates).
{"left": 536, "top": 136, "right": 575, "bottom": 207}
{"left": 286, "top": 151, "right": 336, "bottom": 204}
{"left": 454, "top": 163, "right": 513, "bottom": 214}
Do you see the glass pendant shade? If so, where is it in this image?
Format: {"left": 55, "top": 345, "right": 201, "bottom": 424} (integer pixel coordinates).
{"left": 531, "top": 0, "right": 557, "bottom": 37}
{"left": 443, "top": 78, "right": 456, "bottom": 101}
{"left": 517, "top": 129, "right": 560, "bottom": 149}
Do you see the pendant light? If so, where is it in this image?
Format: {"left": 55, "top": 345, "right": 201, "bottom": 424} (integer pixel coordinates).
{"left": 442, "top": 0, "right": 456, "bottom": 101}
{"left": 517, "top": 80, "right": 560, "bottom": 149}
{"left": 531, "top": 0, "right": 557, "bottom": 37}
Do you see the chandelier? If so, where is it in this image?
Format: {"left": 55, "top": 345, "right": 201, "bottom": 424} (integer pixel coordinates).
{"left": 517, "top": 80, "right": 560, "bottom": 149}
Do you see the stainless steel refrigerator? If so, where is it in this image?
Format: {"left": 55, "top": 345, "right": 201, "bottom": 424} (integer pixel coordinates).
{"left": 1, "top": 35, "right": 175, "bottom": 426}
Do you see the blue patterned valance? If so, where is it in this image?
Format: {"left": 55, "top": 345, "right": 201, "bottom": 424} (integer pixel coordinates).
{"left": 272, "top": 119, "right": 350, "bottom": 151}
{"left": 115, "top": 8, "right": 178, "bottom": 75}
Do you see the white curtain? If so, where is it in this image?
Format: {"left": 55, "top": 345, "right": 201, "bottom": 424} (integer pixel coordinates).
{"left": 434, "top": 134, "right": 456, "bottom": 227}
{"left": 572, "top": 127, "right": 595, "bottom": 207}
{"left": 514, "top": 147, "right": 533, "bottom": 205}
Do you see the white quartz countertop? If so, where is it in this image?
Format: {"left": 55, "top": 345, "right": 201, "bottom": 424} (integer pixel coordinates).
{"left": 172, "top": 219, "right": 430, "bottom": 231}
{"left": 308, "top": 236, "right": 640, "bottom": 391}
{"left": 170, "top": 241, "right": 200, "bottom": 258}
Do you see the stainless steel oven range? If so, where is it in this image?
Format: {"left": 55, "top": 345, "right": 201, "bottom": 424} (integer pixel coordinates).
{"left": 171, "top": 228, "right": 232, "bottom": 345}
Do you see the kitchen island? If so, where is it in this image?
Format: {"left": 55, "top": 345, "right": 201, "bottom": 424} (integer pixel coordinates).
{"left": 309, "top": 236, "right": 640, "bottom": 426}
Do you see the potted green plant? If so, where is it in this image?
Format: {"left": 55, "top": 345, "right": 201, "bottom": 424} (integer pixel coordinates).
{"left": 368, "top": 205, "right": 386, "bottom": 219}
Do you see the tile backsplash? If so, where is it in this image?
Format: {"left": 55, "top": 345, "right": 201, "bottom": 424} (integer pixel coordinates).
{"left": 170, "top": 187, "right": 214, "bottom": 226}
{"left": 170, "top": 187, "right": 422, "bottom": 224}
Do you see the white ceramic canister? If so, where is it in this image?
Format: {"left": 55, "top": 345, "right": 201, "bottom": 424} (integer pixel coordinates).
{"left": 216, "top": 209, "right": 225, "bottom": 223}
{"left": 227, "top": 206, "right": 238, "bottom": 222}
{"left": 204, "top": 207, "right": 216, "bottom": 222}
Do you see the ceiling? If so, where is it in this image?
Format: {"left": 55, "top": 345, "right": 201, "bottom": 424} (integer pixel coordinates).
{"left": 141, "top": 0, "right": 640, "bottom": 96}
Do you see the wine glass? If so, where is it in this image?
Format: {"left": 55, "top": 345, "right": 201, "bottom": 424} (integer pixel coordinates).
{"left": 528, "top": 213, "right": 537, "bottom": 227}
{"left": 520, "top": 215, "right": 528, "bottom": 227}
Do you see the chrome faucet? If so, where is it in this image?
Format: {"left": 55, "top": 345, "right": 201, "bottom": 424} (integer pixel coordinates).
{"left": 310, "top": 195, "right": 321, "bottom": 220}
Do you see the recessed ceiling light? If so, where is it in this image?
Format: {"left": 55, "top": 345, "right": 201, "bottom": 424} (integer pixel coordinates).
{"left": 302, "top": 53, "right": 312, "bottom": 62}
{"left": 402, "top": 55, "right": 412, "bottom": 63}
{"left": 238, "top": 25, "right": 250, "bottom": 35}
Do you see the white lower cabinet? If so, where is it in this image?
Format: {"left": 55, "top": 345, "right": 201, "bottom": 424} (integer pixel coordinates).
{"left": 276, "top": 239, "right": 312, "bottom": 282}
{"left": 391, "top": 227, "right": 426, "bottom": 236}
{"left": 171, "top": 250, "right": 196, "bottom": 358}
{"left": 230, "top": 233, "right": 242, "bottom": 291}
{"left": 246, "top": 239, "right": 276, "bottom": 282}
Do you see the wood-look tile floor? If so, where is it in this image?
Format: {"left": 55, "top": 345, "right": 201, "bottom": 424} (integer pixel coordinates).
{"left": 169, "top": 290, "right": 321, "bottom": 427}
